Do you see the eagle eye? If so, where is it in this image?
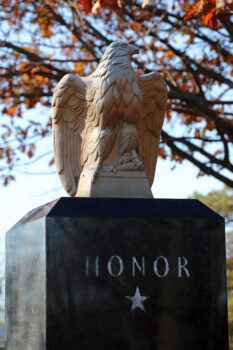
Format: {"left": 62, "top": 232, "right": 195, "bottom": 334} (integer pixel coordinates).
{"left": 121, "top": 43, "right": 127, "bottom": 49}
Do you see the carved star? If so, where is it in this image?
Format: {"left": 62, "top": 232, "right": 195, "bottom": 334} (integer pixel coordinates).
{"left": 126, "top": 286, "right": 150, "bottom": 312}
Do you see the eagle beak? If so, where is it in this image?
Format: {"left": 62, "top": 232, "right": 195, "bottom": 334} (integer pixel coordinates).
{"left": 129, "top": 44, "right": 139, "bottom": 56}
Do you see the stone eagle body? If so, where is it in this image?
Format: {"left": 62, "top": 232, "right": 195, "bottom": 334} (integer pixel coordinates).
{"left": 52, "top": 41, "right": 167, "bottom": 197}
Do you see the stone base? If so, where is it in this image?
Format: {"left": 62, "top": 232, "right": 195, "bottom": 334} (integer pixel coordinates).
{"left": 76, "top": 169, "right": 153, "bottom": 198}
{"left": 5, "top": 198, "right": 229, "bottom": 350}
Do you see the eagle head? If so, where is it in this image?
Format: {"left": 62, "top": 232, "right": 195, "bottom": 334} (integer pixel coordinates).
{"left": 101, "top": 41, "right": 139, "bottom": 61}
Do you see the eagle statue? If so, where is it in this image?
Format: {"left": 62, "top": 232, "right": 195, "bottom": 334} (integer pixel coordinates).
{"left": 52, "top": 41, "right": 167, "bottom": 197}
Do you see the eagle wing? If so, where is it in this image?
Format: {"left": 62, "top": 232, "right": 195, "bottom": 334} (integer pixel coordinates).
{"left": 52, "top": 74, "right": 90, "bottom": 196}
{"left": 137, "top": 72, "right": 167, "bottom": 187}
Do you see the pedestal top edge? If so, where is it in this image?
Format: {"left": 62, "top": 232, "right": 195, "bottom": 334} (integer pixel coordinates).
{"left": 6, "top": 198, "right": 224, "bottom": 234}
{"left": 46, "top": 197, "right": 224, "bottom": 221}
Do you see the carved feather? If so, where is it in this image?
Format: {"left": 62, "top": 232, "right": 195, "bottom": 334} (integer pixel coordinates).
{"left": 137, "top": 72, "right": 167, "bottom": 186}
{"left": 52, "top": 74, "right": 90, "bottom": 196}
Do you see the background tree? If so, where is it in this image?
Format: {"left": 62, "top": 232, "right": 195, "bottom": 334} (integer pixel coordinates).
{"left": 191, "top": 185, "right": 233, "bottom": 225}
{"left": 190, "top": 185, "right": 233, "bottom": 254}
{"left": 0, "top": 0, "right": 232, "bottom": 187}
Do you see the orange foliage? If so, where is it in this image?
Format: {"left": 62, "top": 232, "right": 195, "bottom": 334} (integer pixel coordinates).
{"left": 184, "top": 0, "right": 228, "bottom": 28}
{"left": 49, "top": 157, "right": 55, "bottom": 166}
{"left": 6, "top": 106, "right": 16, "bottom": 117}
{"left": 131, "top": 22, "right": 142, "bottom": 30}
{"left": 80, "top": 0, "right": 123, "bottom": 14}
{"left": 167, "top": 50, "right": 174, "bottom": 59}
{"left": 28, "top": 144, "right": 35, "bottom": 158}
{"left": 214, "top": 149, "right": 222, "bottom": 155}
{"left": 80, "top": 0, "right": 92, "bottom": 14}
{"left": 159, "top": 146, "right": 167, "bottom": 159}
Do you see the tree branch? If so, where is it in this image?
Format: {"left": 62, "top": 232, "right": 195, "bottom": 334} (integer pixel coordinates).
{"left": 44, "top": 4, "right": 99, "bottom": 60}
{"left": 161, "top": 130, "right": 233, "bottom": 187}
{"left": 168, "top": 87, "right": 233, "bottom": 138}
{"left": 0, "top": 40, "right": 64, "bottom": 74}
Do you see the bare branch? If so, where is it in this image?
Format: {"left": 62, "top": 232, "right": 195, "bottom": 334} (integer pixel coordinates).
{"left": 0, "top": 40, "right": 64, "bottom": 74}
{"left": 161, "top": 130, "right": 233, "bottom": 187}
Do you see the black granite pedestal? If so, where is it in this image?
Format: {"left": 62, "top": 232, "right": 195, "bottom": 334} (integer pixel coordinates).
{"left": 5, "top": 198, "right": 229, "bottom": 350}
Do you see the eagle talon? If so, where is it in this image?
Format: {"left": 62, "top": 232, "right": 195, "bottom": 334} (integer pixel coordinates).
{"left": 118, "top": 151, "right": 143, "bottom": 171}
{"left": 117, "top": 160, "right": 142, "bottom": 171}
{"left": 101, "top": 164, "right": 117, "bottom": 173}
{"left": 133, "top": 158, "right": 143, "bottom": 170}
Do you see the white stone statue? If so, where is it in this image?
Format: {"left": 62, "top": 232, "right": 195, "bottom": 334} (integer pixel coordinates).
{"left": 52, "top": 41, "right": 167, "bottom": 198}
